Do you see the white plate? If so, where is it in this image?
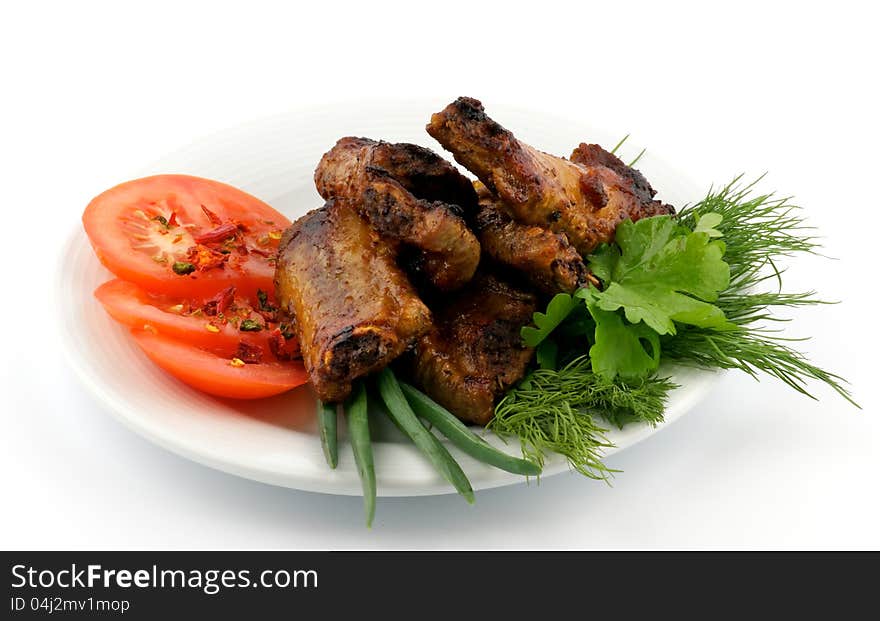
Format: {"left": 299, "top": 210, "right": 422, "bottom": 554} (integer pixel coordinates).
{"left": 57, "top": 99, "right": 720, "bottom": 497}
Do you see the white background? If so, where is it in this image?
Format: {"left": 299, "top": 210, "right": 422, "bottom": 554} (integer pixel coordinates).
{"left": 1, "top": 1, "right": 878, "bottom": 549}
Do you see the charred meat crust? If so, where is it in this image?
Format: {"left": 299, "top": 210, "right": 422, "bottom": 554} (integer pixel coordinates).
{"left": 427, "top": 97, "right": 538, "bottom": 205}
{"left": 314, "top": 137, "right": 480, "bottom": 291}
{"left": 275, "top": 202, "right": 431, "bottom": 402}
{"left": 570, "top": 142, "right": 667, "bottom": 208}
{"left": 368, "top": 140, "right": 478, "bottom": 211}
{"left": 427, "top": 97, "right": 676, "bottom": 256}
{"left": 475, "top": 188, "right": 590, "bottom": 294}
{"left": 409, "top": 272, "right": 537, "bottom": 425}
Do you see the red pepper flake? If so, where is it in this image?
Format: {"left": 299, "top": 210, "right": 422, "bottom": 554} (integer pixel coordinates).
{"left": 235, "top": 341, "right": 264, "bottom": 364}
{"left": 202, "top": 286, "right": 236, "bottom": 316}
{"left": 201, "top": 204, "right": 223, "bottom": 226}
{"left": 257, "top": 307, "right": 277, "bottom": 323}
{"left": 186, "top": 244, "right": 228, "bottom": 271}
{"left": 269, "top": 328, "right": 301, "bottom": 361}
{"left": 194, "top": 223, "right": 239, "bottom": 245}
{"left": 167, "top": 211, "right": 179, "bottom": 227}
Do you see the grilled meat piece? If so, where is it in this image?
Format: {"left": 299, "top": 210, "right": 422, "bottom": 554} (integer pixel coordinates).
{"left": 570, "top": 142, "right": 657, "bottom": 204}
{"left": 275, "top": 202, "right": 431, "bottom": 402}
{"left": 315, "top": 137, "right": 480, "bottom": 291}
{"left": 427, "top": 97, "right": 674, "bottom": 256}
{"left": 475, "top": 182, "right": 591, "bottom": 294}
{"left": 409, "top": 272, "right": 537, "bottom": 425}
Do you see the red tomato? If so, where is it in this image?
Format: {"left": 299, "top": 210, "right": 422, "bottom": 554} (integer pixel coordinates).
{"left": 131, "top": 329, "right": 308, "bottom": 400}
{"left": 94, "top": 279, "right": 299, "bottom": 360}
{"left": 82, "top": 175, "right": 290, "bottom": 300}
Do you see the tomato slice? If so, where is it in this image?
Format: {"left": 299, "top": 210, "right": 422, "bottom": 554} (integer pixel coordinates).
{"left": 83, "top": 175, "right": 291, "bottom": 300}
{"left": 131, "top": 329, "right": 308, "bottom": 399}
{"left": 94, "top": 279, "right": 299, "bottom": 360}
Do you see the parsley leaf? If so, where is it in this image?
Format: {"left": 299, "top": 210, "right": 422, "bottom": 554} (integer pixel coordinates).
{"left": 693, "top": 212, "right": 724, "bottom": 238}
{"left": 588, "top": 215, "right": 732, "bottom": 335}
{"left": 586, "top": 243, "right": 618, "bottom": 283}
{"left": 521, "top": 292, "right": 588, "bottom": 347}
{"left": 536, "top": 340, "right": 559, "bottom": 370}
{"left": 587, "top": 301, "right": 661, "bottom": 380}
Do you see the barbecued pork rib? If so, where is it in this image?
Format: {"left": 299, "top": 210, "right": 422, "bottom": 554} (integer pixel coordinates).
{"left": 275, "top": 202, "right": 431, "bottom": 403}
{"left": 409, "top": 272, "right": 537, "bottom": 425}
{"left": 314, "top": 137, "right": 480, "bottom": 291}
{"left": 475, "top": 182, "right": 590, "bottom": 294}
{"left": 427, "top": 97, "right": 674, "bottom": 256}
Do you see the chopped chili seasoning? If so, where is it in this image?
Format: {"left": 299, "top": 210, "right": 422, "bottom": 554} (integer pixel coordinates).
{"left": 202, "top": 286, "right": 236, "bottom": 317}
{"left": 235, "top": 341, "right": 264, "bottom": 364}
{"left": 201, "top": 204, "right": 223, "bottom": 226}
{"left": 269, "top": 327, "right": 301, "bottom": 361}
{"left": 194, "top": 222, "right": 239, "bottom": 245}
{"left": 185, "top": 244, "right": 227, "bottom": 271}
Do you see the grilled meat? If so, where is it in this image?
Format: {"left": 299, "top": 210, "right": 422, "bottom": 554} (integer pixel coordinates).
{"left": 409, "top": 272, "right": 537, "bottom": 425}
{"left": 275, "top": 202, "right": 431, "bottom": 402}
{"left": 315, "top": 137, "right": 480, "bottom": 291}
{"left": 427, "top": 97, "right": 674, "bottom": 257}
{"left": 475, "top": 182, "right": 591, "bottom": 294}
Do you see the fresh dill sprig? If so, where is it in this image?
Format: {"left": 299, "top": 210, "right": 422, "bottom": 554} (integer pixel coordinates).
{"left": 490, "top": 173, "right": 857, "bottom": 480}
{"left": 609, "top": 133, "right": 645, "bottom": 166}
{"left": 490, "top": 356, "right": 676, "bottom": 478}
{"left": 610, "top": 134, "right": 630, "bottom": 155}
{"left": 628, "top": 148, "right": 646, "bottom": 167}
{"left": 664, "top": 281, "right": 857, "bottom": 406}
{"left": 669, "top": 175, "right": 858, "bottom": 407}
{"left": 677, "top": 174, "right": 820, "bottom": 283}
{"left": 663, "top": 325, "right": 856, "bottom": 406}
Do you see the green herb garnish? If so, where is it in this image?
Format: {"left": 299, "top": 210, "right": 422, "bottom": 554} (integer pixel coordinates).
{"left": 171, "top": 261, "right": 195, "bottom": 275}
{"left": 500, "top": 174, "right": 857, "bottom": 476}
{"left": 667, "top": 176, "right": 857, "bottom": 406}
{"left": 677, "top": 174, "right": 818, "bottom": 283}
{"left": 239, "top": 319, "right": 262, "bottom": 332}
{"left": 491, "top": 356, "right": 675, "bottom": 478}
{"left": 587, "top": 214, "right": 731, "bottom": 336}
{"left": 278, "top": 322, "right": 295, "bottom": 340}
{"left": 587, "top": 303, "right": 660, "bottom": 380}
{"left": 521, "top": 291, "right": 585, "bottom": 347}
{"left": 256, "top": 288, "right": 275, "bottom": 312}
